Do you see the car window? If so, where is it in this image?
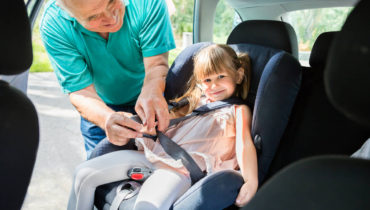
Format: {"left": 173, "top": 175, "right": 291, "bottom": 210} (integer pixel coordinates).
{"left": 283, "top": 7, "right": 352, "bottom": 66}
{"left": 169, "top": 0, "right": 194, "bottom": 65}
{"left": 213, "top": 0, "right": 241, "bottom": 44}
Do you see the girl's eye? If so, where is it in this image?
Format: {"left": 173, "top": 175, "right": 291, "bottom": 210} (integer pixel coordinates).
{"left": 218, "top": 75, "right": 225, "bottom": 79}
{"left": 204, "top": 78, "right": 211, "bottom": 83}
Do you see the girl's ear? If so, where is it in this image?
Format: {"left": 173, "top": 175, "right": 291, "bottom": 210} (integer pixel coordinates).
{"left": 236, "top": 68, "right": 245, "bottom": 84}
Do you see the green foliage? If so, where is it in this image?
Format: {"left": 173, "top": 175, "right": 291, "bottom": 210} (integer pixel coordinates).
{"left": 169, "top": 48, "right": 182, "bottom": 67}
{"left": 213, "top": 0, "right": 235, "bottom": 44}
{"left": 171, "top": 0, "right": 194, "bottom": 35}
{"left": 30, "top": 0, "right": 53, "bottom": 72}
{"left": 30, "top": 41, "right": 53, "bottom": 72}
{"left": 287, "top": 7, "right": 352, "bottom": 51}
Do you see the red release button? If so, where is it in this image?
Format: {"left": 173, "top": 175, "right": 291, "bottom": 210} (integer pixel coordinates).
{"left": 131, "top": 173, "right": 144, "bottom": 180}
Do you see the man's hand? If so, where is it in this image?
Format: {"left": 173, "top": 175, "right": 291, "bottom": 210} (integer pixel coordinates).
{"left": 135, "top": 84, "right": 170, "bottom": 131}
{"left": 69, "top": 85, "right": 143, "bottom": 146}
{"left": 136, "top": 52, "right": 170, "bottom": 132}
{"left": 235, "top": 181, "right": 258, "bottom": 207}
{"left": 104, "top": 112, "right": 143, "bottom": 146}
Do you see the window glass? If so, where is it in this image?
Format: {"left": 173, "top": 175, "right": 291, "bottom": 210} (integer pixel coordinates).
{"left": 213, "top": 0, "right": 241, "bottom": 44}
{"left": 169, "top": 0, "right": 194, "bottom": 65}
{"left": 283, "top": 7, "right": 352, "bottom": 66}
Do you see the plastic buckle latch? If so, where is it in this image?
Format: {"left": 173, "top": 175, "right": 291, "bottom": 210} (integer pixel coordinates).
{"left": 127, "top": 167, "right": 153, "bottom": 181}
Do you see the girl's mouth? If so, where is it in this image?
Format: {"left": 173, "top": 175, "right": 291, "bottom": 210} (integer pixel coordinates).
{"left": 212, "top": 90, "right": 224, "bottom": 95}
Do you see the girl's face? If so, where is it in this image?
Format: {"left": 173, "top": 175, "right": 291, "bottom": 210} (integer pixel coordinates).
{"left": 199, "top": 70, "right": 241, "bottom": 102}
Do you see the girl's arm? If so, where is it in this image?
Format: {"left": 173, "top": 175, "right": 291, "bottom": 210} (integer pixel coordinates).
{"left": 234, "top": 105, "right": 258, "bottom": 207}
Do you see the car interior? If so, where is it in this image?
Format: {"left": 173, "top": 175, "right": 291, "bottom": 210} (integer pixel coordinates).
{"left": 0, "top": 1, "right": 39, "bottom": 210}
{"left": 2, "top": 0, "right": 370, "bottom": 209}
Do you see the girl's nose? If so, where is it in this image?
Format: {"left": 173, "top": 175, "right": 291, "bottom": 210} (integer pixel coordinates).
{"left": 211, "top": 82, "right": 217, "bottom": 89}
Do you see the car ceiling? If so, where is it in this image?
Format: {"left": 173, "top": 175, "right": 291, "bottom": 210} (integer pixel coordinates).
{"left": 227, "top": 0, "right": 359, "bottom": 20}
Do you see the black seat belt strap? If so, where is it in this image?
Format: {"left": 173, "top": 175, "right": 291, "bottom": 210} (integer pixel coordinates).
{"left": 157, "top": 131, "right": 205, "bottom": 184}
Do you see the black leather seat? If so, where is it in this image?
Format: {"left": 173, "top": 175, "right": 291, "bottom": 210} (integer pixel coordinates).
{"left": 267, "top": 31, "right": 370, "bottom": 178}
{"left": 242, "top": 0, "right": 370, "bottom": 209}
{"left": 0, "top": 1, "right": 39, "bottom": 209}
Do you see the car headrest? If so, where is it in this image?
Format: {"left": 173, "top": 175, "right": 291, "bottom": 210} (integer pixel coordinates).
{"left": 227, "top": 20, "right": 298, "bottom": 58}
{"left": 324, "top": 0, "right": 370, "bottom": 128}
{"left": 0, "top": 1, "right": 33, "bottom": 75}
{"left": 309, "top": 32, "right": 337, "bottom": 69}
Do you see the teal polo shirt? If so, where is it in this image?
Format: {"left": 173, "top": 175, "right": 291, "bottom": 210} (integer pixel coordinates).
{"left": 40, "top": 0, "right": 176, "bottom": 105}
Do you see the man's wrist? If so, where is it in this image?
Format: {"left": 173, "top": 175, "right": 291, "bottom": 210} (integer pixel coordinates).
{"left": 143, "top": 76, "right": 166, "bottom": 93}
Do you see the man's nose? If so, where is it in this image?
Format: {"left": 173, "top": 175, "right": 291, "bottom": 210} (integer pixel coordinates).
{"left": 102, "top": 10, "right": 116, "bottom": 24}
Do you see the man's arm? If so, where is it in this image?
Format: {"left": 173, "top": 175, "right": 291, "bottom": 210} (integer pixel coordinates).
{"left": 69, "top": 84, "right": 143, "bottom": 146}
{"left": 135, "top": 52, "right": 170, "bottom": 132}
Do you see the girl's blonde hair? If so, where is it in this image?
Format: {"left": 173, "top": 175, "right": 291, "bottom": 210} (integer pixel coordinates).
{"left": 171, "top": 44, "right": 251, "bottom": 117}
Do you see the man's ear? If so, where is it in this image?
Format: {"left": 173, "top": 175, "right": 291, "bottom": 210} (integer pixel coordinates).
{"left": 236, "top": 68, "right": 245, "bottom": 84}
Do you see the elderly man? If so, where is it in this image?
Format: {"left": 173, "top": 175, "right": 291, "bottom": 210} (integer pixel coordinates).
{"left": 40, "top": 0, "right": 175, "bottom": 157}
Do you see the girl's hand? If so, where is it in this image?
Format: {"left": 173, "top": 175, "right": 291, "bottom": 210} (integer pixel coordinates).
{"left": 235, "top": 182, "right": 258, "bottom": 207}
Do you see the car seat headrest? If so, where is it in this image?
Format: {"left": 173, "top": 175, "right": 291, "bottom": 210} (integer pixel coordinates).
{"left": 227, "top": 20, "right": 298, "bottom": 58}
{"left": 324, "top": 0, "right": 370, "bottom": 128}
{"left": 309, "top": 32, "right": 337, "bottom": 69}
{"left": 0, "top": 1, "right": 33, "bottom": 75}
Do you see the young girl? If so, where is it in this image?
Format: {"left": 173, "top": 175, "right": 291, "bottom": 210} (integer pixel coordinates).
{"left": 68, "top": 44, "right": 258, "bottom": 210}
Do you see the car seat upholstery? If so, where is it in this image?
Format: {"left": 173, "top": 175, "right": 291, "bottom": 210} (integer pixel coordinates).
{"left": 242, "top": 1, "right": 370, "bottom": 209}
{"left": 267, "top": 31, "right": 370, "bottom": 177}
{"left": 0, "top": 1, "right": 39, "bottom": 210}
{"left": 94, "top": 21, "right": 302, "bottom": 209}
{"left": 227, "top": 20, "right": 299, "bottom": 59}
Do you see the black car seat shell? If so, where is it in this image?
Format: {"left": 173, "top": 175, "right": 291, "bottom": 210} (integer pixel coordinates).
{"left": 0, "top": 1, "right": 39, "bottom": 210}
{"left": 267, "top": 31, "right": 370, "bottom": 177}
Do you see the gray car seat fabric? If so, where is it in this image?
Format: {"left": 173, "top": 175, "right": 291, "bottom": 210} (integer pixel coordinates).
{"left": 242, "top": 0, "right": 370, "bottom": 209}
{"left": 0, "top": 72, "right": 29, "bottom": 94}
{"left": 0, "top": 1, "right": 39, "bottom": 210}
{"left": 352, "top": 138, "right": 370, "bottom": 159}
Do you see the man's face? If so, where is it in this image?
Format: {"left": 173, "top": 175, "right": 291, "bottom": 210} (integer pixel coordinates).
{"left": 65, "top": 0, "right": 125, "bottom": 33}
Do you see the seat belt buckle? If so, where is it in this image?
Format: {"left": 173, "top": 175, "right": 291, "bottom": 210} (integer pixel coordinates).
{"left": 127, "top": 167, "right": 153, "bottom": 181}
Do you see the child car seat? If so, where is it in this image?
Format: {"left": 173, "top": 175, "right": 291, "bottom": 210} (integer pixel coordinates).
{"left": 0, "top": 1, "right": 39, "bottom": 209}
{"left": 242, "top": 1, "right": 370, "bottom": 209}
{"left": 94, "top": 20, "right": 302, "bottom": 209}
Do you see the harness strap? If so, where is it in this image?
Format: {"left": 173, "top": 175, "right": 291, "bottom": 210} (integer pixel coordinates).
{"left": 157, "top": 131, "right": 205, "bottom": 184}
{"left": 168, "top": 97, "right": 245, "bottom": 126}
{"left": 131, "top": 97, "right": 246, "bottom": 184}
